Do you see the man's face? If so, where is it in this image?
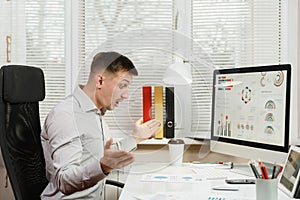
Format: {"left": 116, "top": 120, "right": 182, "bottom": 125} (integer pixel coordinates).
{"left": 98, "top": 70, "right": 133, "bottom": 111}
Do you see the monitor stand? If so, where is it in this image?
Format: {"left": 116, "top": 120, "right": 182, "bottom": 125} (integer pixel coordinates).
{"left": 231, "top": 162, "right": 276, "bottom": 178}
{"left": 230, "top": 164, "right": 253, "bottom": 177}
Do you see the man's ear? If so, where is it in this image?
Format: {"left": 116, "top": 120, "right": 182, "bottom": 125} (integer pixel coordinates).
{"left": 96, "top": 75, "right": 104, "bottom": 89}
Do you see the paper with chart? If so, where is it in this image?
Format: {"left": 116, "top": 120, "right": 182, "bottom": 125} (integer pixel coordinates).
{"left": 140, "top": 174, "right": 203, "bottom": 183}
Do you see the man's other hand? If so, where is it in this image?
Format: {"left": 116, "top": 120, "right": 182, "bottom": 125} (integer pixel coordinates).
{"left": 100, "top": 138, "right": 135, "bottom": 174}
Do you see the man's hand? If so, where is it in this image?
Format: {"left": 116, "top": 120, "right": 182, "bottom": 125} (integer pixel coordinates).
{"left": 133, "top": 117, "right": 161, "bottom": 143}
{"left": 100, "top": 138, "right": 135, "bottom": 174}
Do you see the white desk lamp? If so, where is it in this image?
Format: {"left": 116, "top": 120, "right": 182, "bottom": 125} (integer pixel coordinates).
{"left": 163, "top": 62, "right": 192, "bottom": 138}
{"left": 163, "top": 62, "right": 192, "bottom": 85}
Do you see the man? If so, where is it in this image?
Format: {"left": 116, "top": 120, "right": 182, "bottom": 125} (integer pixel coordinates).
{"left": 41, "top": 52, "right": 161, "bottom": 199}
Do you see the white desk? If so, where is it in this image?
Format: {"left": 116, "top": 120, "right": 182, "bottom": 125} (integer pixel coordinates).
{"left": 119, "top": 162, "right": 292, "bottom": 200}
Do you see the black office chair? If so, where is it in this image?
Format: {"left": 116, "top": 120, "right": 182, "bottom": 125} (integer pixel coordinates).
{"left": 0, "top": 65, "right": 123, "bottom": 200}
{"left": 0, "top": 65, "right": 48, "bottom": 200}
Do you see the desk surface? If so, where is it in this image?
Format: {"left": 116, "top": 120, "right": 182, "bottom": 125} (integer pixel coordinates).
{"left": 119, "top": 162, "right": 292, "bottom": 200}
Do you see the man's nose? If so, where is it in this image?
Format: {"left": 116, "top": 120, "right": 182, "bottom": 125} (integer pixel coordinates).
{"left": 121, "top": 92, "right": 128, "bottom": 99}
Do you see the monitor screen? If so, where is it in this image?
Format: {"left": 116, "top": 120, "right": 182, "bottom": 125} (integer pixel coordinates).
{"left": 210, "top": 64, "right": 291, "bottom": 164}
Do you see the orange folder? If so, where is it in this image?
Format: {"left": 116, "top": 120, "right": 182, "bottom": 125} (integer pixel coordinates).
{"left": 154, "top": 86, "right": 163, "bottom": 139}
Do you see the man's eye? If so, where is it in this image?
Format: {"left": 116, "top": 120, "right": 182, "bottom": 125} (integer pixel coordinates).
{"left": 119, "top": 84, "right": 127, "bottom": 89}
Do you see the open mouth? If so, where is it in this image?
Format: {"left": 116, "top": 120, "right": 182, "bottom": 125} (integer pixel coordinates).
{"left": 115, "top": 100, "right": 121, "bottom": 107}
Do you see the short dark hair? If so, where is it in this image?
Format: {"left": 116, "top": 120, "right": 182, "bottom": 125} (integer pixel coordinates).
{"left": 91, "top": 51, "right": 138, "bottom": 76}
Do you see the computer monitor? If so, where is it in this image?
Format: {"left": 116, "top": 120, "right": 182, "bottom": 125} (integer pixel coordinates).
{"left": 210, "top": 64, "right": 291, "bottom": 164}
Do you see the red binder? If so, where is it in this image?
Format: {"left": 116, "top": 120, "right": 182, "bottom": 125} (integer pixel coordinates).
{"left": 143, "top": 86, "right": 152, "bottom": 123}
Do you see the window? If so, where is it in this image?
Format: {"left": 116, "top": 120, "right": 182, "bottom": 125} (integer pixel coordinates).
{"left": 76, "top": 0, "right": 174, "bottom": 134}
{"left": 75, "top": 0, "right": 287, "bottom": 138}
{"left": 2, "top": 0, "right": 289, "bottom": 138}
{"left": 5, "top": 0, "right": 66, "bottom": 123}
{"left": 191, "top": 0, "right": 287, "bottom": 136}
{"left": 24, "top": 1, "right": 66, "bottom": 122}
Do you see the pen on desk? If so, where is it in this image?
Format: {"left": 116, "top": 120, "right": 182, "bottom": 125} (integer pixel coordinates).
{"left": 249, "top": 162, "right": 260, "bottom": 178}
{"left": 258, "top": 163, "right": 265, "bottom": 179}
{"left": 192, "top": 161, "right": 230, "bottom": 164}
{"left": 257, "top": 161, "right": 265, "bottom": 179}
{"left": 271, "top": 163, "right": 277, "bottom": 179}
{"left": 262, "top": 165, "right": 269, "bottom": 179}
{"left": 220, "top": 161, "right": 234, "bottom": 169}
{"left": 259, "top": 162, "right": 269, "bottom": 179}
{"left": 192, "top": 161, "right": 233, "bottom": 168}
{"left": 275, "top": 165, "right": 283, "bottom": 178}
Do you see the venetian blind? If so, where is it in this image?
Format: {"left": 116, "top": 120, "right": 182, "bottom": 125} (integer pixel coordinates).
{"left": 23, "top": 0, "right": 66, "bottom": 123}
{"left": 76, "top": 0, "right": 174, "bottom": 134}
{"left": 191, "top": 0, "right": 287, "bottom": 137}
{"left": 4, "top": 0, "right": 288, "bottom": 138}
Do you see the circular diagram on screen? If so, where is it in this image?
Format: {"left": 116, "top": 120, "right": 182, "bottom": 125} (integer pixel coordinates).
{"left": 260, "top": 77, "right": 266, "bottom": 87}
{"left": 274, "top": 71, "right": 284, "bottom": 87}
{"left": 264, "top": 126, "right": 275, "bottom": 135}
{"left": 241, "top": 86, "right": 252, "bottom": 104}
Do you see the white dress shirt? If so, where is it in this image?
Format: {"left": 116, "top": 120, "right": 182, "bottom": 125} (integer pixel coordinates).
{"left": 41, "top": 86, "right": 136, "bottom": 200}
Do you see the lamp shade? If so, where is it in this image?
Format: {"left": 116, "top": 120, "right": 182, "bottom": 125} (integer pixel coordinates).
{"left": 163, "top": 62, "right": 192, "bottom": 85}
{"left": 162, "top": 62, "right": 192, "bottom": 138}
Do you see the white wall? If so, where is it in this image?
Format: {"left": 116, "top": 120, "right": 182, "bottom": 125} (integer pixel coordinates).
{"left": 298, "top": 0, "right": 300, "bottom": 140}
{"left": 288, "top": 0, "right": 300, "bottom": 144}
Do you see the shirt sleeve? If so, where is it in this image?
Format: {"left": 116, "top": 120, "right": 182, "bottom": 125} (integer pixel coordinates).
{"left": 117, "top": 136, "right": 137, "bottom": 152}
{"left": 43, "top": 109, "right": 107, "bottom": 195}
{"left": 101, "top": 118, "right": 137, "bottom": 152}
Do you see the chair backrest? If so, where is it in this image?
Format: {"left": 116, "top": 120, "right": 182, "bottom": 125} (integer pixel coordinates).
{"left": 0, "top": 65, "right": 48, "bottom": 200}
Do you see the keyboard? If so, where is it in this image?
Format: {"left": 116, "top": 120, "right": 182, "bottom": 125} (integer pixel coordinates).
{"left": 189, "top": 166, "right": 251, "bottom": 180}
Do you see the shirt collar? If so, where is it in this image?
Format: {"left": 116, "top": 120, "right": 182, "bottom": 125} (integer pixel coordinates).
{"left": 73, "top": 85, "right": 98, "bottom": 113}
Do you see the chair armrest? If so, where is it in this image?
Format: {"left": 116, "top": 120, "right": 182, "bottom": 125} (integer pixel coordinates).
{"left": 105, "top": 179, "right": 125, "bottom": 188}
